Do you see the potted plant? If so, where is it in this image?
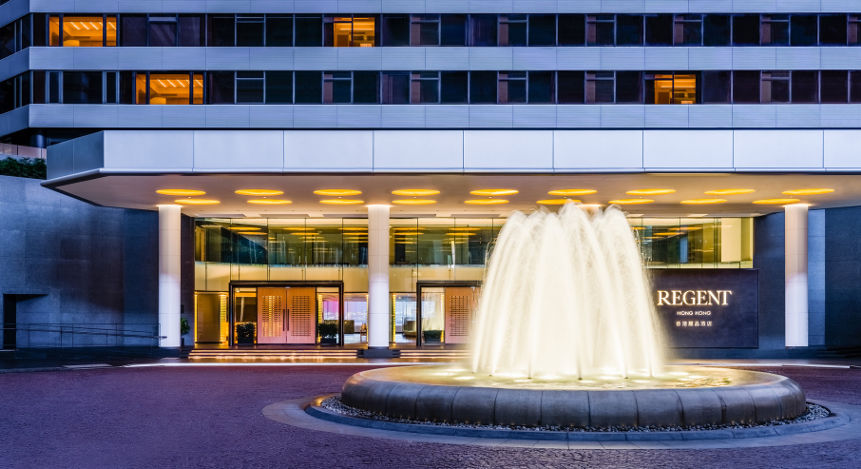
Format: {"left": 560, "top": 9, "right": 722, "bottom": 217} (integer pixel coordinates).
{"left": 318, "top": 322, "right": 339, "bottom": 345}
{"left": 235, "top": 322, "right": 255, "bottom": 345}
{"left": 422, "top": 329, "right": 443, "bottom": 345}
{"left": 180, "top": 318, "right": 190, "bottom": 348}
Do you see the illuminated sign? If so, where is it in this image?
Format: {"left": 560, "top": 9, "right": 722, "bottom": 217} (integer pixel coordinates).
{"left": 656, "top": 290, "right": 733, "bottom": 307}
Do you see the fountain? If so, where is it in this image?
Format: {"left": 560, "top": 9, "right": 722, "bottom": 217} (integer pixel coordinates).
{"left": 341, "top": 204, "right": 806, "bottom": 428}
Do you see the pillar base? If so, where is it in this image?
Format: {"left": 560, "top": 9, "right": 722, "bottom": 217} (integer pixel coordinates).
{"left": 360, "top": 347, "right": 398, "bottom": 359}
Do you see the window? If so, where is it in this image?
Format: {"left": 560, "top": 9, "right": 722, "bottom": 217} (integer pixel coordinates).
{"left": 790, "top": 15, "right": 817, "bottom": 46}
{"left": 470, "top": 71, "right": 497, "bottom": 103}
{"left": 528, "top": 72, "right": 554, "bottom": 103}
{"left": 674, "top": 15, "right": 702, "bottom": 45}
{"left": 820, "top": 71, "right": 848, "bottom": 103}
{"left": 646, "top": 73, "right": 696, "bottom": 104}
{"left": 760, "top": 71, "right": 790, "bottom": 103}
{"left": 558, "top": 71, "right": 585, "bottom": 103}
{"left": 733, "top": 71, "right": 760, "bottom": 103}
{"left": 441, "top": 15, "right": 467, "bottom": 46}
{"left": 586, "top": 72, "right": 614, "bottom": 103}
{"left": 702, "top": 71, "right": 731, "bottom": 103}
{"left": 179, "top": 15, "right": 204, "bottom": 46}
{"left": 529, "top": 15, "right": 556, "bottom": 46}
{"left": 498, "top": 15, "right": 527, "bottom": 46}
{"left": 32, "top": 71, "right": 45, "bottom": 103}
{"left": 645, "top": 15, "right": 673, "bottom": 45}
{"left": 558, "top": 14, "right": 585, "bottom": 46}
{"left": 791, "top": 71, "right": 818, "bottom": 103}
{"left": 295, "top": 15, "right": 322, "bottom": 46}
{"left": 353, "top": 72, "right": 379, "bottom": 103}
{"left": 323, "top": 72, "right": 351, "bottom": 103}
{"left": 586, "top": 15, "right": 614, "bottom": 46}
{"left": 703, "top": 15, "right": 730, "bottom": 46}
{"left": 0, "top": 23, "right": 13, "bottom": 58}
{"left": 141, "top": 73, "right": 203, "bottom": 104}
{"left": 411, "top": 15, "right": 439, "bottom": 46}
{"left": 850, "top": 72, "right": 861, "bottom": 103}
{"left": 732, "top": 15, "right": 759, "bottom": 45}
{"left": 470, "top": 15, "right": 497, "bottom": 46}
{"left": 295, "top": 71, "right": 322, "bottom": 103}
{"left": 760, "top": 15, "right": 789, "bottom": 46}
{"left": 498, "top": 72, "right": 526, "bottom": 104}
{"left": 326, "top": 16, "right": 376, "bottom": 47}
{"left": 850, "top": 15, "right": 861, "bottom": 45}
{"left": 266, "top": 16, "right": 293, "bottom": 46}
{"left": 236, "top": 71, "right": 264, "bottom": 103}
{"left": 208, "top": 15, "right": 235, "bottom": 46}
{"left": 820, "top": 15, "right": 847, "bottom": 45}
{"left": 617, "top": 15, "right": 643, "bottom": 46}
{"left": 411, "top": 72, "right": 439, "bottom": 103}
{"left": 120, "top": 15, "right": 146, "bottom": 46}
{"left": 236, "top": 15, "right": 264, "bottom": 47}
{"left": 149, "top": 16, "right": 177, "bottom": 47}
{"left": 208, "top": 72, "right": 234, "bottom": 104}
{"left": 382, "top": 72, "right": 409, "bottom": 104}
{"left": 62, "top": 71, "right": 102, "bottom": 103}
{"left": 266, "top": 71, "right": 293, "bottom": 103}
{"left": 33, "top": 13, "right": 47, "bottom": 47}
{"left": 48, "top": 71, "right": 60, "bottom": 103}
{"left": 119, "top": 71, "right": 134, "bottom": 104}
{"left": 50, "top": 15, "right": 116, "bottom": 47}
{"left": 440, "top": 72, "right": 467, "bottom": 103}
{"left": 616, "top": 72, "right": 643, "bottom": 103}
{"left": 105, "top": 71, "right": 117, "bottom": 103}
{"left": 382, "top": 15, "right": 409, "bottom": 46}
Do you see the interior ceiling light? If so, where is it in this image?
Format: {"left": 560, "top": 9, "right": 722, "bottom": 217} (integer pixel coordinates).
{"left": 449, "top": 227, "right": 482, "bottom": 231}
{"left": 340, "top": 227, "right": 368, "bottom": 231}
{"left": 291, "top": 232, "right": 319, "bottom": 236}
{"left": 630, "top": 226, "right": 645, "bottom": 230}
{"left": 284, "top": 227, "right": 315, "bottom": 231}
{"left": 174, "top": 198, "right": 220, "bottom": 205}
{"left": 469, "top": 189, "right": 519, "bottom": 196}
{"left": 247, "top": 199, "right": 292, "bottom": 205}
{"left": 625, "top": 188, "right": 676, "bottom": 196}
{"left": 781, "top": 188, "right": 835, "bottom": 196}
{"left": 235, "top": 189, "right": 284, "bottom": 196}
{"left": 680, "top": 198, "right": 728, "bottom": 205}
{"left": 391, "top": 189, "right": 440, "bottom": 197}
{"left": 753, "top": 198, "right": 802, "bottom": 205}
{"left": 236, "top": 232, "right": 265, "bottom": 236}
{"left": 465, "top": 199, "right": 510, "bottom": 205}
{"left": 227, "top": 226, "right": 261, "bottom": 231}
{"left": 704, "top": 188, "right": 756, "bottom": 196}
{"left": 654, "top": 232, "right": 681, "bottom": 236}
{"left": 156, "top": 189, "right": 206, "bottom": 196}
{"left": 319, "top": 199, "right": 364, "bottom": 205}
{"left": 537, "top": 199, "right": 581, "bottom": 205}
{"left": 314, "top": 189, "right": 362, "bottom": 197}
{"left": 608, "top": 199, "right": 655, "bottom": 205}
{"left": 392, "top": 199, "right": 437, "bottom": 205}
{"left": 547, "top": 189, "right": 597, "bottom": 196}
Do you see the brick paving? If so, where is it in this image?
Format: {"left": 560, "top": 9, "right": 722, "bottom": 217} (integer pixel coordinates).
{"left": 0, "top": 365, "right": 859, "bottom": 469}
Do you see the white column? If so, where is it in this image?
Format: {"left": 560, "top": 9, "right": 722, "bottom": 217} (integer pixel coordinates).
{"left": 158, "top": 205, "right": 182, "bottom": 348}
{"left": 367, "top": 205, "right": 391, "bottom": 349}
{"left": 785, "top": 203, "right": 808, "bottom": 347}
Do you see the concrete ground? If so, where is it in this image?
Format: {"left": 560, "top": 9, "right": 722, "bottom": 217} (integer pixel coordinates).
{"left": 0, "top": 364, "right": 859, "bottom": 469}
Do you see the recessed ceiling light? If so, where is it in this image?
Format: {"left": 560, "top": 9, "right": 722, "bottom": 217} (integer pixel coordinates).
{"left": 391, "top": 231, "right": 422, "bottom": 235}
{"left": 228, "top": 226, "right": 261, "bottom": 231}
{"left": 626, "top": 189, "right": 676, "bottom": 196}
{"left": 465, "top": 199, "right": 510, "bottom": 205}
{"left": 781, "top": 188, "right": 835, "bottom": 196}
{"left": 235, "top": 189, "right": 284, "bottom": 196}
{"left": 319, "top": 199, "right": 364, "bottom": 205}
{"left": 157, "top": 189, "right": 206, "bottom": 196}
{"left": 537, "top": 199, "right": 581, "bottom": 205}
{"left": 314, "top": 189, "right": 362, "bottom": 197}
{"left": 469, "top": 189, "right": 519, "bottom": 196}
{"left": 654, "top": 232, "right": 680, "bottom": 236}
{"left": 174, "top": 198, "right": 220, "bottom": 205}
{"left": 247, "top": 199, "right": 292, "bottom": 205}
{"left": 547, "top": 189, "right": 597, "bottom": 196}
{"left": 449, "top": 227, "right": 482, "bottom": 231}
{"left": 609, "top": 199, "right": 655, "bottom": 205}
{"left": 392, "top": 199, "right": 437, "bottom": 205}
{"left": 752, "top": 198, "right": 802, "bottom": 205}
{"left": 391, "top": 189, "right": 440, "bottom": 197}
{"left": 630, "top": 226, "right": 645, "bottom": 230}
{"left": 340, "top": 227, "right": 368, "bottom": 232}
{"left": 236, "top": 232, "right": 266, "bottom": 236}
{"left": 704, "top": 188, "right": 756, "bottom": 196}
{"left": 680, "top": 198, "right": 728, "bottom": 205}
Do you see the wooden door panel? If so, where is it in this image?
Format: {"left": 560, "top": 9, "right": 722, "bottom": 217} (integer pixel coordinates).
{"left": 444, "top": 287, "right": 478, "bottom": 345}
{"left": 257, "top": 287, "right": 286, "bottom": 344}
{"left": 286, "top": 287, "right": 316, "bottom": 345}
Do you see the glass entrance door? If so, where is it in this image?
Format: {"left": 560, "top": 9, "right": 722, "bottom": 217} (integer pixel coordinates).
{"left": 285, "top": 287, "right": 316, "bottom": 344}
{"left": 257, "top": 287, "right": 287, "bottom": 344}
{"left": 444, "top": 287, "right": 479, "bottom": 345}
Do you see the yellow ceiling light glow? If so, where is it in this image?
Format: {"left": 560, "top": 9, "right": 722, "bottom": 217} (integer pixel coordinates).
{"left": 680, "top": 198, "right": 728, "bottom": 205}
{"left": 391, "top": 199, "right": 437, "bottom": 205}
{"left": 465, "top": 199, "right": 510, "bottom": 205}
{"left": 752, "top": 198, "right": 802, "bottom": 205}
{"left": 704, "top": 188, "right": 756, "bottom": 196}
{"left": 547, "top": 189, "right": 597, "bottom": 196}
{"left": 391, "top": 189, "right": 440, "bottom": 197}
{"left": 340, "top": 227, "right": 368, "bottom": 232}
{"left": 626, "top": 188, "right": 676, "bottom": 196}
{"left": 537, "top": 199, "right": 580, "bottom": 205}
{"left": 608, "top": 198, "right": 655, "bottom": 205}
{"left": 469, "top": 189, "right": 519, "bottom": 196}
{"left": 228, "top": 226, "right": 261, "bottom": 231}
{"left": 449, "top": 227, "right": 482, "bottom": 231}
{"left": 319, "top": 198, "right": 365, "bottom": 205}
{"left": 156, "top": 189, "right": 206, "bottom": 196}
{"left": 174, "top": 198, "right": 220, "bottom": 205}
{"left": 654, "top": 232, "right": 681, "bottom": 236}
{"left": 313, "top": 189, "right": 362, "bottom": 197}
{"left": 236, "top": 232, "right": 266, "bottom": 236}
{"left": 781, "top": 188, "right": 835, "bottom": 196}
{"left": 247, "top": 199, "right": 293, "bottom": 205}
{"left": 235, "top": 189, "right": 284, "bottom": 196}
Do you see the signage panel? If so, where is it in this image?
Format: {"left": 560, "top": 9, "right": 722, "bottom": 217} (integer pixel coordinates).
{"left": 650, "top": 269, "right": 758, "bottom": 348}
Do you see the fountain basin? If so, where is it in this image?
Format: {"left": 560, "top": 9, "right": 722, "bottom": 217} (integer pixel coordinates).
{"left": 341, "top": 365, "right": 806, "bottom": 428}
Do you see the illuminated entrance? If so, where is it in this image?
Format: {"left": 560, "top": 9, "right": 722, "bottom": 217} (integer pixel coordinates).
{"left": 413, "top": 281, "right": 481, "bottom": 346}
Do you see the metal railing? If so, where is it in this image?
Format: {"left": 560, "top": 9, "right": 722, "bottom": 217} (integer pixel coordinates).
{"left": 2, "top": 323, "right": 161, "bottom": 348}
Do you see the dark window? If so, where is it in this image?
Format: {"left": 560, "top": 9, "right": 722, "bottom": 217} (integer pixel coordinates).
{"left": 790, "top": 15, "right": 817, "bottom": 46}
{"left": 440, "top": 71, "right": 468, "bottom": 103}
{"left": 616, "top": 72, "right": 643, "bottom": 103}
{"left": 208, "top": 15, "right": 235, "bottom": 46}
{"left": 295, "top": 71, "right": 322, "bottom": 103}
{"left": 761, "top": 71, "right": 790, "bottom": 103}
{"left": 528, "top": 71, "right": 554, "bottom": 103}
{"left": 411, "top": 72, "right": 439, "bottom": 103}
{"left": 820, "top": 15, "right": 847, "bottom": 45}
{"left": 470, "top": 71, "right": 497, "bottom": 103}
{"left": 33, "top": 14, "right": 47, "bottom": 47}
{"left": 470, "top": 15, "right": 497, "bottom": 46}
{"left": 179, "top": 15, "right": 204, "bottom": 46}
{"left": 441, "top": 15, "right": 466, "bottom": 46}
{"left": 586, "top": 15, "right": 614, "bottom": 46}
{"left": 32, "top": 71, "right": 45, "bottom": 103}
{"left": 323, "top": 72, "right": 351, "bottom": 104}
{"left": 266, "top": 16, "right": 293, "bottom": 46}
{"left": 498, "top": 72, "right": 526, "bottom": 104}
{"left": 850, "top": 15, "right": 861, "bottom": 45}
{"left": 586, "top": 72, "right": 614, "bottom": 103}
{"left": 119, "top": 71, "right": 134, "bottom": 104}
{"left": 645, "top": 15, "right": 673, "bottom": 45}
{"left": 63, "top": 71, "right": 102, "bottom": 104}
{"left": 208, "top": 72, "right": 235, "bottom": 104}
{"left": 558, "top": 14, "right": 585, "bottom": 45}
{"left": 236, "top": 15, "right": 264, "bottom": 47}
{"left": 266, "top": 71, "right": 292, "bottom": 103}
{"left": 0, "top": 23, "right": 13, "bottom": 59}
{"left": 236, "top": 71, "right": 264, "bottom": 103}
{"left": 674, "top": 14, "right": 702, "bottom": 45}
{"left": 820, "top": 70, "right": 848, "bottom": 103}
{"left": 0, "top": 79, "right": 11, "bottom": 113}
{"left": 558, "top": 71, "right": 585, "bottom": 103}
{"left": 732, "top": 15, "right": 759, "bottom": 45}
{"left": 702, "top": 71, "right": 731, "bottom": 103}
{"left": 850, "top": 71, "right": 861, "bottom": 103}
{"left": 105, "top": 71, "right": 117, "bottom": 103}
{"left": 411, "top": 15, "right": 439, "bottom": 46}
{"left": 382, "top": 15, "right": 409, "bottom": 46}
{"left": 20, "top": 16, "right": 31, "bottom": 49}
{"left": 48, "top": 71, "right": 60, "bottom": 103}
{"left": 499, "top": 15, "right": 526, "bottom": 47}
{"left": 760, "top": 15, "right": 789, "bottom": 46}
{"left": 295, "top": 16, "right": 322, "bottom": 46}
{"left": 353, "top": 71, "right": 379, "bottom": 103}
{"left": 733, "top": 71, "right": 760, "bottom": 103}
{"left": 528, "top": 15, "right": 555, "bottom": 46}
{"left": 120, "top": 15, "right": 147, "bottom": 46}
{"left": 791, "top": 71, "right": 818, "bottom": 103}
{"left": 149, "top": 17, "right": 177, "bottom": 47}
{"left": 617, "top": 15, "right": 643, "bottom": 46}
{"left": 703, "top": 15, "right": 730, "bottom": 46}
{"left": 382, "top": 72, "right": 409, "bottom": 104}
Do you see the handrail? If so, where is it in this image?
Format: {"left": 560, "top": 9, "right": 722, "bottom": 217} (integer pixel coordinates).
{"left": 2, "top": 323, "right": 163, "bottom": 347}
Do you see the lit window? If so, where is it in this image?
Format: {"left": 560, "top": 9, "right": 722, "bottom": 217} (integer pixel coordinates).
{"left": 50, "top": 16, "right": 116, "bottom": 47}
{"left": 137, "top": 73, "right": 203, "bottom": 105}
{"left": 647, "top": 73, "right": 697, "bottom": 104}
{"left": 328, "top": 16, "right": 376, "bottom": 47}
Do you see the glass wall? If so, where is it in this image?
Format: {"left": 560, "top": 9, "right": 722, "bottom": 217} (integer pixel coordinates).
{"left": 631, "top": 217, "right": 753, "bottom": 268}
